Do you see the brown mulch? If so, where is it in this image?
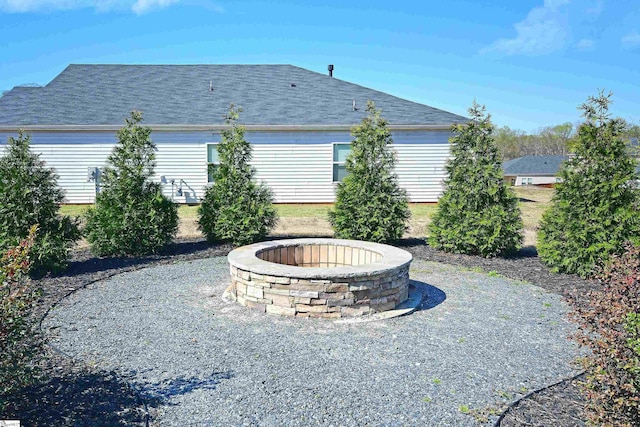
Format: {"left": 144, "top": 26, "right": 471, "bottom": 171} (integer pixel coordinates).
{"left": 1, "top": 238, "right": 596, "bottom": 426}
{"left": 496, "top": 373, "right": 588, "bottom": 427}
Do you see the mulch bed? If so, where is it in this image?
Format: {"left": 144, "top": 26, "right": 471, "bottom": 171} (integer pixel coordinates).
{"left": 2, "top": 238, "right": 596, "bottom": 426}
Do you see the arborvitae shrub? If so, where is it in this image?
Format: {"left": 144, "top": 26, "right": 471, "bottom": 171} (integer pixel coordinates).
{"left": 428, "top": 101, "right": 522, "bottom": 257}
{"left": 84, "top": 111, "right": 178, "bottom": 256}
{"left": 570, "top": 243, "right": 640, "bottom": 426}
{"left": 328, "top": 101, "right": 410, "bottom": 243}
{"left": 0, "top": 226, "right": 42, "bottom": 405}
{"left": 538, "top": 92, "right": 640, "bottom": 277}
{"left": 0, "top": 132, "right": 80, "bottom": 275}
{"left": 198, "top": 106, "right": 277, "bottom": 246}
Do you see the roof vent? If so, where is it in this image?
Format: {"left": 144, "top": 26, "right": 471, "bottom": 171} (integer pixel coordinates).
{"left": 209, "top": 81, "right": 213, "bottom": 91}
{"left": 352, "top": 100, "right": 358, "bottom": 111}
{"left": 328, "top": 64, "right": 334, "bottom": 77}
{"left": 290, "top": 83, "right": 297, "bottom": 87}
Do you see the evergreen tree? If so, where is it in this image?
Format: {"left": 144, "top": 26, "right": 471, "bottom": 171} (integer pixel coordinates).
{"left": 0, "top": 132, "right": 79, "bottom": 274}
{"left": 198, "top": 106, "right": 277, "bottom": 246}
{"left": 428, "top": 101, "right": 522, "bottom": 257}
{"left": 328, "top": 101, "right": 410, "bottom": 243}
{"left": 84, "top": 111, "right": 178, "bottom": 256}
{"left": 538, "top": 92, "right": 640, "bottom": 277}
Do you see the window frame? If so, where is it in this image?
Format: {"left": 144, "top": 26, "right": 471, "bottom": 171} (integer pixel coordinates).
{"left": 206, "top": 143, "right": 220, "bottom": 183}
{"left": 332, "top": 142, "right": 352, "bottom": 183}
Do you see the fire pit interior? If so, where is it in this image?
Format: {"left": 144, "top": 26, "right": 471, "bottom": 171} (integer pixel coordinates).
{"left": 256, "top": 243, "right": 383, "bottom": 268}
{"left": 227, "top": 238, "right": 412, "bottom": 318}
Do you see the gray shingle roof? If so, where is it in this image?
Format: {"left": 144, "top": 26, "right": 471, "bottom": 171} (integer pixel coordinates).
{"left": 503, "top": 155, "right": 569, "bottom": 176}
{"left": 0, "top": 64, "right": 467, "bottom": 126}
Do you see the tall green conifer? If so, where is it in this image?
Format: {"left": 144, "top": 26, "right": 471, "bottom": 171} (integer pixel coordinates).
{"left": 0, "top": 132, "right": 79, "bottom": 274}
{"left": 538, "top": 92, "right": 640, "bottom": 277}
{"left": 84, "top": 111, "right": 178, "bottom": 256}
{"left": 328, "top": 101, "right": 410, "bottom": 243}
{"left": 198, "top": 106, "right": 277, "bottom": 246}
{"left": 428, "top": 101, "right": 522, "bottom": 256}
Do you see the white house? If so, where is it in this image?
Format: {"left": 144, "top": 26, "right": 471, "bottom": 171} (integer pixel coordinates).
{"left": 503, "top": 155, "right": 569, "bottom": 187}
{"left": 0, "top": 64, "right": 467, "bottom": 203}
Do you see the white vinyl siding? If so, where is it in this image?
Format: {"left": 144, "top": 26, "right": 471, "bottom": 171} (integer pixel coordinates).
{"left": 0, "top": 129, "right": 452, "bottom": 203}
{"left": 394, "top": 144, "right": 450, "bottom": 201}
{"left": 251, "top": 144, "right": 335, "bottom": 202}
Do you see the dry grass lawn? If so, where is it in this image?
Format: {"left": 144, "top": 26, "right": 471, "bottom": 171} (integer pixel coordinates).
{"left": 61, "top": 186, "right": 553, "bottom": 249}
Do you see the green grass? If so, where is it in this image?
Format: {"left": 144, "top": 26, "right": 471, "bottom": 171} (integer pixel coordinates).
{"left": 273, "top": 203, "right": 438, "bottom": 219}
{"left": 178, "top": 205, "right": 199, "bottom": 218}
{"left": 409, "top": 203, "right": 439, "bottom": 218}
{"left": 59, "top": 205, "right": 91, "bottom": 216}
{"left": 60, "top": 204, "right": 201, "bottom": 219}
{"left": 275, "top": 204, "right": 333, "bottom": 218}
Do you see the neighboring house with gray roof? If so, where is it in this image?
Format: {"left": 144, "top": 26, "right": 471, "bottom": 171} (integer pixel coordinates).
{"left": 503, "top": 155, "right": 569, "bottom": 187}
{"left": 0, "top": 64, "right": 466, "bottom": 203}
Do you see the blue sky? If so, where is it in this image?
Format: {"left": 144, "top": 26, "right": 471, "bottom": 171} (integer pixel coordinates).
{"left": 0, "top": 0, "right": 638, "bottom": 132}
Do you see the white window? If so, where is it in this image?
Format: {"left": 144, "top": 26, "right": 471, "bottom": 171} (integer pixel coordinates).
{"left": 207, "top": 143, "right": 219, "bottom": 183}
{"left": 332, "top": 143, "right": 351, "bottom": 182}
{"left": 522, "top": 177, "right": 533, "bottom": 185}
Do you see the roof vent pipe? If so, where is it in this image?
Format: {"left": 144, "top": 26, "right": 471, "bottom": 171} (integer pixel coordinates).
{"left": 209, "top": 81, "right": 213, "bottom": 91}
{"left": 328, "top": 64, "right": 334, "bottom": 77}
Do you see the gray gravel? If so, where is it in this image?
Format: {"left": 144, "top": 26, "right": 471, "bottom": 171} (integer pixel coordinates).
{"left": 43, "top": 257, "right": 581, "bottom": 426}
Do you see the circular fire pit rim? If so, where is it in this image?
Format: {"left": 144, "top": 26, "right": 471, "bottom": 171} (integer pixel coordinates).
{"left": 227, "top": 238, "right": 412, "bottom": 279}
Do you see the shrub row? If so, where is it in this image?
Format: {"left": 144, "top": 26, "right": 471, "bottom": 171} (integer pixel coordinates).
{"left": 3, "top": 94, "right": 638, "bottom": 270}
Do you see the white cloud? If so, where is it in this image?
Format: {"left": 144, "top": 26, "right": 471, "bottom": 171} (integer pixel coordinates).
{"left": 481, "top": 0, "right": 571, "bottom": 56}
{"left": 131, "top": 0, "right": 178, "bottom": 14}
{"left": 0, "top": 0, "right": 88, "bottom": 12}
{"left": 576, "top": 38, "right": 594, "bottom": 49}
{"left": 622, "top": 31, "right": 640, "bottom": 49}
{"left": 0, "top": 0, "right": 204, "bottom": 13}
{"left": 585, "top": 0, "right": 603, "bottom": 15}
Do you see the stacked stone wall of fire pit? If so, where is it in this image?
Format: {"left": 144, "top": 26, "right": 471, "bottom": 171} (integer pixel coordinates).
{"left": 227, "top": 239, "right": 412, "bottom": 318}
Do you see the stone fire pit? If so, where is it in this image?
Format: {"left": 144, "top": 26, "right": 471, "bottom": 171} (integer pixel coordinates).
{"left": 226, "top": 238, "right": 412, "bottom": 318}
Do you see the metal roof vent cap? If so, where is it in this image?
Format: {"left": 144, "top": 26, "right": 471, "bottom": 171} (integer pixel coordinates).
{"left": 328, "top": 64, "right": 334, "bottom": 77}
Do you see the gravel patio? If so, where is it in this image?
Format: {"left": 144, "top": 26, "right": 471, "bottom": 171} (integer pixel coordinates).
{"left": 22, "top": 241, "right": 588, "bottom": 426}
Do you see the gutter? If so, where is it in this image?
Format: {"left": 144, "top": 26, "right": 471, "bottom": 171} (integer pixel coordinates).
{"left": 0, "top": 124, "right": 456, "bottom": 133}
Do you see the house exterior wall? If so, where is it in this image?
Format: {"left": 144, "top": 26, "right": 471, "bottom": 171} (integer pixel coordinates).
{"left": 504, "top": 175, "right": 560, "bottom": 186}
{"left": 0, "top": 129, "right": 452, "bottom": 203}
